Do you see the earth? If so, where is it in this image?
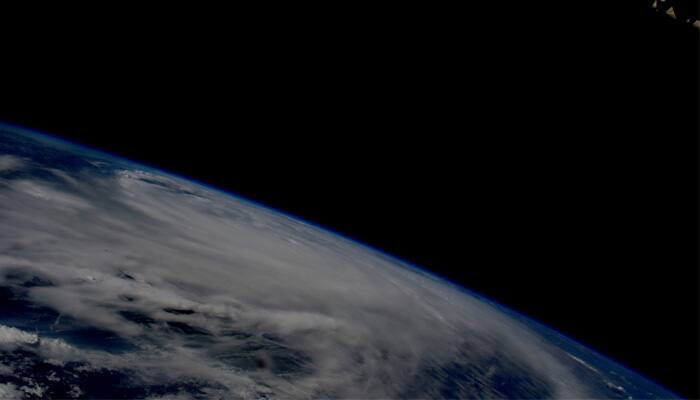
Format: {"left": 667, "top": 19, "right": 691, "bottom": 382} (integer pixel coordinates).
{"left": 0, "top": 124, "right": 677, "bottom": 399}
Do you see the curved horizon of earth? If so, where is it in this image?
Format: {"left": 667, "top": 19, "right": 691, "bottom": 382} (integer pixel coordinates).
{"left": 0, "top": 123, "right": 677, "bottom": 399}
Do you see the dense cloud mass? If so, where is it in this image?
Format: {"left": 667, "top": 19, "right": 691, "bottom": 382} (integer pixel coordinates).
{"left": 0, "top": 127, "right": 676, "bottom": 399}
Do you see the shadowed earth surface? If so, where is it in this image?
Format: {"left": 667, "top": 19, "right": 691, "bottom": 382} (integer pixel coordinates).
{"left": 0, "top": 125, "right": 678, "bottom": 399}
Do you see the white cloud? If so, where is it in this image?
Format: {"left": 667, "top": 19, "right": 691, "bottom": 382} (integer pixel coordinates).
{"left": 0, "top": 155, "right": 25, "bottom": 172}
{"left": 0, "top": 135, "right": 650, "bottom": 398}
{"left": 0, "top": 325, "right": 38, "bottom": 346}
{"left": 0, "top": 383, "right": 23, "bottom": 400}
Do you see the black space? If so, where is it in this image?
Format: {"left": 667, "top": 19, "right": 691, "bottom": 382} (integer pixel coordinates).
{"left": 1, "top": 4, "right": 698, "bottom": 398}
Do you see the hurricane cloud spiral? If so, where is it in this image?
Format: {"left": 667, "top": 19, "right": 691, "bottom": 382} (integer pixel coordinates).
{"left": 0, "top": 126, "right": 675, "bottom": 399}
